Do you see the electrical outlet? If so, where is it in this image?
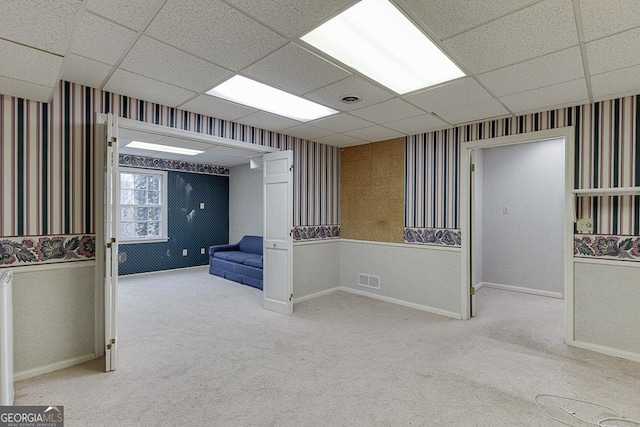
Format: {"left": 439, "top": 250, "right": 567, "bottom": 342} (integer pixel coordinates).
{"left": 200, "top": 203, "right": 205, "bottom": 209}
{"left": 182, "top": 249, "right": 188, "bottom": 256}
{"left": 200, "top": 248, "right": 205, "bottom": 255}
{"left": 577, "top": 218, "right": 593, "bottom": 233}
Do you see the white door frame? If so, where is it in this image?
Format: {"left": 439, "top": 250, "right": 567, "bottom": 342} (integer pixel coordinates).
{"left": 94, "top": 114, "right": 279, "bottom": 363}
{"left": 459, "top": 126, "right": 575, "bottom": 343}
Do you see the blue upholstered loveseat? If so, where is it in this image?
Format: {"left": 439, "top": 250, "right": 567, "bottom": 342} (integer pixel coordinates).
{"left": 208, "top": 235, "right": 263, "bottom": 290}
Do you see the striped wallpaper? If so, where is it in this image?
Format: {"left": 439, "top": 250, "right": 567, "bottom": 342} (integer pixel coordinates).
{"left": 0, "top": 81, "right": 340, "bottom": 240}
{"left": 405, "top": 95, "right": 640, "bottom": 236}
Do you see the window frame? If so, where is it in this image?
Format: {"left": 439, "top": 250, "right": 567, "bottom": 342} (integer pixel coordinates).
{"left": 118, "top": 167, "right": 169, "bottom": 244}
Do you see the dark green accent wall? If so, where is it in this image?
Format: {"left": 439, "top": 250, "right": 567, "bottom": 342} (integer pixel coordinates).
{"left": 118, "top": 171, "right": 229, "bottom": 275}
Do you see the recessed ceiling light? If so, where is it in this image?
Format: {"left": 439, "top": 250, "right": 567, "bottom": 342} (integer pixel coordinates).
{"left": 206, "top": 75, "right": 338, "bottom": 122}
{"left": 126, "top": 141, "right": 203, "bottom": 156}
{"left": 301, "top": 0, "right": 466, "bottom": 94}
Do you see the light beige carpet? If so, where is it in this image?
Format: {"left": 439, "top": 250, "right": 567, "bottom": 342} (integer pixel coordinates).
{"left": 14, "top": 267, "right": 640, "bottom": 426}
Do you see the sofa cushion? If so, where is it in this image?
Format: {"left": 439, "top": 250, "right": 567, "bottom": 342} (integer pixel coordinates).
{"left": 238, "top": 235, "right": 263, "bottom": 255}
{"left": 212, "top": 251, "right": 245, "bottom": 261}
{"left": 243, "top": 256, "right": 263, "bottom": 269}
{"left": 225, "top": 252, "right": 258, "bottom": 265}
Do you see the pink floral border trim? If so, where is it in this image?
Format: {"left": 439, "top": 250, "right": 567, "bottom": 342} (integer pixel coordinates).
{"left": 0, "top": 235, "right": 96, "bottom": 267}
{"left": 404, "top": 227, "right": 461, "bottom": 247}
{"left": 574, "top": 234, "right": 640, "bottom": 262}
{"left": 292, "top": 225, "right": 340, "bottom": 241}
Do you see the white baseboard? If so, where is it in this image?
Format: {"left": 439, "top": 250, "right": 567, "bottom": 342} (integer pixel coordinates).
{"left": 480, "top": 282, "right": 563, "bottom": 299}
{"left": 293, "top": 287, "right": 340, "bottom": 304}
{"left": 292, "top": 286, "right": 461, "bottom": 319}
{"left": 14, "top": 353, "right": 97, "bottom": 382}
{"left": 567, "top": 339, "right": 640, "bottom": 363}
{"left": 338, "top": 287, "right": 462, "bottom": 319}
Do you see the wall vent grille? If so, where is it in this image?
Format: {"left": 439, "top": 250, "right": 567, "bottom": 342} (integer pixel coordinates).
{"left": 357, "top": 273, "right": 380, "bottom": 289}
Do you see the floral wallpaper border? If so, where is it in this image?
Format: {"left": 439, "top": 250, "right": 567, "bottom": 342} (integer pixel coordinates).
{"left": 293, "top": 225, "right": 340, "bottom": 242}
{"left": 119, "top": 154, "right": 229, "bottom": 176}
{"left": 574, "top": 234, "right": 640, "bottom": 262}
{"left": 0, "top": 235, "right": 95, "bottom": 267}
{"left": 404, "top": 227, "right": 462, "bottom": 247}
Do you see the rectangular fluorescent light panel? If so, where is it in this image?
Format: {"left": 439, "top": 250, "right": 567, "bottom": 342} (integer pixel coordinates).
{"left": 301, "top": 0, "right": 465, "bottom": 94}
{"left": 126, "top": 141, "right": 203, "bottom": 156}
{"left": 206, "top": 75, "right": 338, "bottom": 122}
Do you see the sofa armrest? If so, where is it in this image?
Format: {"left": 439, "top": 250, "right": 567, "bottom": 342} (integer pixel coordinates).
{"left": 209, "top": 244, "right": 239, "bottom": 256}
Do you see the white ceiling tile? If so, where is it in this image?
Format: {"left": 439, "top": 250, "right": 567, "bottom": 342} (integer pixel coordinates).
{"left": 500, "top": 79, "right": 588, "bottom": 114}
{"left": 281, "top": 124, "right": 335, "bottom": 141}
{"left": 444, "top": 0, "right": 578, "bottom": 74}
{"left": 61, "top": 54, "right": 112, "bottom": 89}
{"left": 0, "top": 40, "right": 63, "bottom": 87}
{"left": 104, "top": 69, "right": 196, "bottom": 107}
{"left": 587, "top": 28, "right": 640, "bottom": 75}
{"left": 397, "top": 0, "right": 540, "bottom": 40}
{"left": 310, "top": 113, "right": 374, "bottom": 133}
{"left": 145, "top": 0, "right": 286, "bottom": 71}
{"left": 344, "top": 126, "right": 405, "bottom": 142}
{"left": 477, "top": 47, "right": 584, "bottom": 97}
{"left": 315, "top": 133, "right": 366, "bottom": 147}
{"left": 304, "top": 76, "right": 394, "bottom": 111}
{"left": 224, "top": 0, "right": 357, "bottom": 38}
{"left": 434, "top": 98, "right": 509, "bottom": 125}
{"left": 404, "top": 78, "right": 492, "bottom": 112}
{"left": 205, "top": 146, "right": 264, "bottom": 157}
{"left": 71, "top": 13, "right": 138, "bottom": 65}
{"left": 179, "top": 94, "right": 257, "bottom": 121}
{"left": 383, "top": 114, "right": 449, "bottom": 134}
{"left": 349, "top": 98, "right": 425, "bottom": 123}
{"left": 118, "top": 128, "right": 165, "bottom": 145}
{"left": 0, "top": 0, "right": 81, "bottom": 55}
{"left": 120, "top": 36, "right": 232, "bottom": 92}
{"left": 243, "top": 43, "right": 350, "bottom": 95}
{"left": 591, "top": 65, "right": 640, "bottom": 101}
{"left": 234, "top": 112, "right": 302, "bottom": 131}
{"left": 0, "top": 76, "right": 52, "bottom": 102}
{"left": 86, "top": 0, "right": 165, "bottom": 31}
{"left": 153, "top": 136, "right": 215, "bottom": 151}
{"left": 579, "top": 0, "right": 640, "bottom": 42}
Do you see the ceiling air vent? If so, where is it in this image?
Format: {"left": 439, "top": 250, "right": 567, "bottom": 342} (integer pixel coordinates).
{"left": 357, "top": 273, "right": 380, "bottom": 289}
{"left": 340, "top": 95, "right": 362, "bottom": 104}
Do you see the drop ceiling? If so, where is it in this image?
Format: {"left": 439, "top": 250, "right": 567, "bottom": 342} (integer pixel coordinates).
{"left": 2, "top": 0, "right": 640, "bottom": 150}
{"left": 117, "top": 118, "right": 275, "bottom": 166}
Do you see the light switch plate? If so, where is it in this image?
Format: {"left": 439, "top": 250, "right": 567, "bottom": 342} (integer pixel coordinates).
{"left": 200, "top": 248, "right": 205, "bottom": 255}
{"left": 577, "top": 218, "right": 593, "bottom": 233}
{"left": 200, "top": 203, "right": 205, "bottom": 209}
{"left": 182, "top": 249, "right": 188, "bottom": 256}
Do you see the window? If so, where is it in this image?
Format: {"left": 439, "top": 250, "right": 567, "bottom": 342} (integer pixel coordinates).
{"left": 119, "top": 168, "right": 168, "bottom": 243}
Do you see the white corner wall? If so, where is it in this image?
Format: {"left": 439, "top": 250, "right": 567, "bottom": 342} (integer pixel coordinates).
{"left": 339, "top": 240, "right": 462, "bottom": 318}
{"left": 12, "top": 264, "right": 96, "bottom": 380}
{"left": 229, "top": 163, "right": 263, "bottom": 243}
{"left": 293, "top": 240, "right": 340, "bottom": 301}
{"left": 573, "top": 261, "right": 640, "bottom": 358}
{"left": 481, "top": 139, "right": 564, "bottom": 295}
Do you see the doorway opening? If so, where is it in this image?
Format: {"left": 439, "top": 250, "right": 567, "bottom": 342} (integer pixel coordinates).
{"left": 95, "top": 113, "right": 292, "bottom": 372}
{"left": 460, "top": 127, "right": 575, "bottom": 342}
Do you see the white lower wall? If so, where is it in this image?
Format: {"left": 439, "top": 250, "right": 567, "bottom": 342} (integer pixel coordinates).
{"left": 339, "top": 240, "right": 462, "bottom": 318}
{"left": 12, "top": 263, "right": 96, "bottom": 378}
{"left": 573, "top": 261, "right": 640, "bottom": 357}
{"left": 293, "top": 240, "right": 340, "bottom": 300}
{"left": 229, "top": 163, "right": 263, "bottom": 243}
